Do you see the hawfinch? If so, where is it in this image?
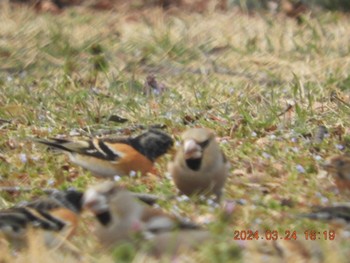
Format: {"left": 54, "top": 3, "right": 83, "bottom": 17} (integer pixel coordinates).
{"left": 168, "top": 128, "right": 229, "bottom": 201}
{"left": 83, "top": 181, "right": 200, "bottom": 247}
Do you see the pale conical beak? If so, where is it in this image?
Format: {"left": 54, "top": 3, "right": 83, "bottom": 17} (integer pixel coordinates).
{"left": 321, "top": 160, "right": 334, "bottom": 171}
{"left": 83, "top": 189, "right": 108, "bottom": 213}
{"left": 183, "top": 139, "right": 201, "bottom": 159}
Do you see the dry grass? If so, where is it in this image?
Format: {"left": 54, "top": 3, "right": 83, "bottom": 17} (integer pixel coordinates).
{"left": 1, "top": 2, "right": 350, "bottom": 262}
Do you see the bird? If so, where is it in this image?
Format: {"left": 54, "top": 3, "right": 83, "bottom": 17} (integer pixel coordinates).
{"left": 168, "top": 128, "right": 229, "bottom": 201}
{"left": 299, "top": 203, "right": 350, "bottom": 226}
{"left": 0, "top": 189, "right": 83, "bottom": 249}
{"left": 82, "top": 181, "right": 201, "bottom": 247}
{"left": 34, "top": 129, "right": 174, "bottom": 178}
{"left": 322, "top": 155, "right": 350, "bottom": 191}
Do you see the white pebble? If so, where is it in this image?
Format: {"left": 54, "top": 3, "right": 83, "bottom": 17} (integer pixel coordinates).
{"left": 269, "top": 134, "right": 276, "bottom": 140}
{"left": 314, "top": 155, "right": 322, "bottom": 161}
{"left": 47, "top": 179, "right": 55, "bottom": 186}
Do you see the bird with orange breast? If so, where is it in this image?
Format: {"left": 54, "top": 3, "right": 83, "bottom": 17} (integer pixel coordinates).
{"left": 168, "top": 128, "right": 229, "bottom": 202}
{"left": 0, "top": 189, "right": 83, "bottom": 249}
{"left": 34, "top": 129, "right": 173, "bottom": 178}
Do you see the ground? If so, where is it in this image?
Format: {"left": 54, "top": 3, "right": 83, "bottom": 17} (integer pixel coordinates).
{"left": 1, "top": 3, "right": 350, "bottom": 262}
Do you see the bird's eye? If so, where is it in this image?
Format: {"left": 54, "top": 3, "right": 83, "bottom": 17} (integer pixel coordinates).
{"left": 337, "top": 160, "right": 345, "bottom": 167}
{"left": 198, "top": 139, "right": 210, "bottom": 149}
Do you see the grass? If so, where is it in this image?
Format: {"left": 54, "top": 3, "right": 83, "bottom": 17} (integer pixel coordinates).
{"left": 1, "top": 2, "right": 350, "bottom": 262}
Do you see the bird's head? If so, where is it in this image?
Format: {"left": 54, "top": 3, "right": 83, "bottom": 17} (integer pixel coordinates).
{"left": 181, "top": 128, "right": 215, "bottom": 171}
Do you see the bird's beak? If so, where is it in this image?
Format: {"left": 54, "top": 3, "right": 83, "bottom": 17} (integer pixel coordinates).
{"left": 321, "top": 161, "right": 336, "bottom": 173}
{"left": 83, "top": 189, "right": 108, "bottom": 214}
{"left": 183, "top": 139, "right": 202, "bottom": 159}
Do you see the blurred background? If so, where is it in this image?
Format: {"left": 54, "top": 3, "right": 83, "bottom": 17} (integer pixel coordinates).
{"left": 6, "top": 0, "right": 350, "bottom": 15}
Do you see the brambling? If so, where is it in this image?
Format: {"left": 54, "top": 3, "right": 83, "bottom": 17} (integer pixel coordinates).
{"left": 168, "top": 128, "right": 229, "bottom": 201}
{"left": 35, "top": 129, "right": 174, "bottom": 178}
{"left": 83, "top": 181, "right": 200, "bottom": 247}
{"left": 323, "top": 155, "right": 350, "bottom": 191}
{"left": 0, "top": 189, "right": 83, "bottom": 248}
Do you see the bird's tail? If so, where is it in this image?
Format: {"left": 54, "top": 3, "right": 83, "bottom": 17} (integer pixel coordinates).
{"left": 32, "top": 138, "right": 88, "bottom": 153}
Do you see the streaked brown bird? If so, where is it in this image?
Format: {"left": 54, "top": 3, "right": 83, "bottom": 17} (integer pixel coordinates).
{"left": 168, "top": 128, "right": 229, "bottom": 201}
{"left": 34, "top": 129, "right": 173, "bottom": 178}
{"left": 323, "top": 155, "right": 350, "bottom": 191}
